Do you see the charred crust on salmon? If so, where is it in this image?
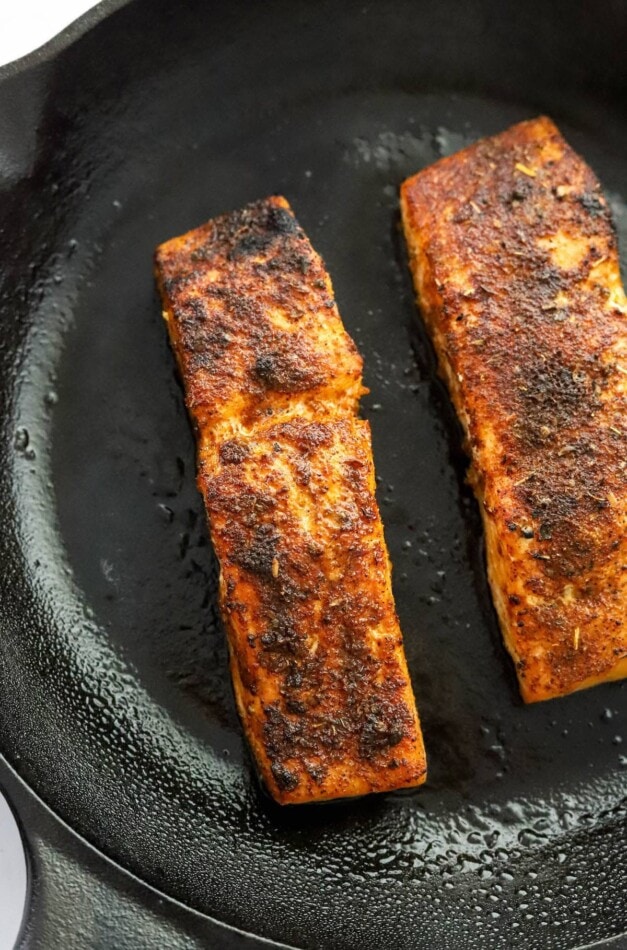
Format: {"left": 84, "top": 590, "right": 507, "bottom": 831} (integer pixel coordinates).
{"left": 401, "top": 117, "right": 627, "bottom": 702}
{"left": 156, "top": 195, "right": 427, "bottom": 801}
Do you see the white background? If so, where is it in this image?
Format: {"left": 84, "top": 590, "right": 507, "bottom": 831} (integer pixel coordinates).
{"left": 0, "top": 794, "right": 28, "bottom": 949}
{"left": 0, "top": 0, "right": 98, "bottom": 68}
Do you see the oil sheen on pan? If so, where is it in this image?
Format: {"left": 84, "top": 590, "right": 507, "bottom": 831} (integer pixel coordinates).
{"left": 401, "top": 116, "right": 627, "bottom": 703}
{"left": 155, "top": 195, "right": 427, "bottom": 803}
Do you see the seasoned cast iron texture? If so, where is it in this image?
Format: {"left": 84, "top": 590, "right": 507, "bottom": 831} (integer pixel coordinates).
{"left": 0, "top": 1, "right": 626, "bottom": 947}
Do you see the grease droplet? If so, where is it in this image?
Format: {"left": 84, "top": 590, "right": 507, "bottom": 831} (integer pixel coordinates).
{"left": 14, "top": 428, "right": 29, "bottom": 452}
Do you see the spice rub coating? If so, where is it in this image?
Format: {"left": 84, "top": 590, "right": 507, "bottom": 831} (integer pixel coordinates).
{"left": 156, "top": 196, "right": 426, "bottom": 801}
{"left": 155, "top": 196, "right": 364, "bottom": 438}
{"left": 200, "top": 418, "right": 424, "bottom": 802}
{"left": 401, "top": 117, "right": 627, "bottom": 703}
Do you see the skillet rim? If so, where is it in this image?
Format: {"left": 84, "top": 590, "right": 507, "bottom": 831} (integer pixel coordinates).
{"left": 0, "top": 0, "right": 131, "bottom": 81}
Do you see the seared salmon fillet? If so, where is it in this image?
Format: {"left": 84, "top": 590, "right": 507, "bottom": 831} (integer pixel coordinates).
{"left": 401, "top": 117, "right": 627, "bottom": 703}
{"left": 156, "top": 196, "right": 426, "bottom": 802}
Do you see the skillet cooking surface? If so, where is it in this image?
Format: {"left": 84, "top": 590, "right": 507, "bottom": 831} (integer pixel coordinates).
{"left": 1, "top": 1, "right": 627, "bottom": 947}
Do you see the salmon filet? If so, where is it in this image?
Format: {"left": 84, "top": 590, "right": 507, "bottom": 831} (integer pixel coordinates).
{"left": 401, "top": 117, "right": 627, "bottom": 702}
{"left": 156, "top": 196, "right": 427, "bottom": 801}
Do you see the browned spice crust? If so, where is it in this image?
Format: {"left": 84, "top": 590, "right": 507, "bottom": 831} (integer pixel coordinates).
{"left": 401, "top": 117, "right": 627, "bottom": 702}
{"left": 156, "top": 196, "right": 426, "bottom": 801}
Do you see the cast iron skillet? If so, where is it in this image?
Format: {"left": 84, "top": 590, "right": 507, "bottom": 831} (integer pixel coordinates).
{"left": 1, "top": 1, "right": 627, "bottom": 947}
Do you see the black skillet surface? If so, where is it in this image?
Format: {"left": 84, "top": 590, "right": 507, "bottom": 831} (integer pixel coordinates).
{"left": 1, "top": 1, "right": 627, "bottom": 947}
